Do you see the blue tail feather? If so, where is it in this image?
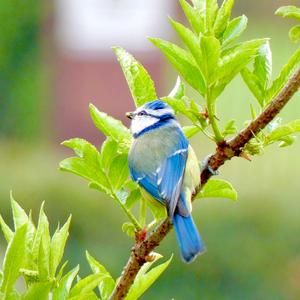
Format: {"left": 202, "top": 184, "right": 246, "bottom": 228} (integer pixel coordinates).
{"left": 173, "top": 213, "right": 205, "bottom": 263}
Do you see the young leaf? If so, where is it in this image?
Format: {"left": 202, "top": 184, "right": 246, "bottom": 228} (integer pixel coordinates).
{"left": 0, "top": 215, "right": 14, "bottom": 243}
{"left": 0, "top": 224, "right": 27, "bottom": 296}
{"left": 222, "top": 119, "right": 237, "bottom": 136}
{"left": 32, "top": 203, "right": 49, "bottom": 263}
{"left": 100, "top": 138, "right": 118, "bottom": 172}
{"left": 199, "top": 35, "right": 221, "bottom": 81}
{"left": 68, "top": 293, "right": 99, "bottom": 300}
{"left": 38, "top": 235, "right": 50, "bottom": 280}
{"left": 108, "top": 154, "right": 130, "bottom": 191}
{"left": 240, "top": 68, "right": 264, "bottom": 105}
{"left": 60, "top": 138, "right": 110, "bottom": 192}
{"left": 113, "top": 47, "right": 157, "bottom": 107}
{"left": 125, "top": 255, "right": 173, "bottom": 300}
{"left": 275, "top": 6, "right": 300, "bottom": 21}
{"left": 289, "top": 25, "right": 300, "bottom": 43}
{"left": 213, "top": 0, "right": 235, "bottom": 38}
{"left": 122, "top": 222, "right": 136, "bottom": 238}
{"left": 52, "top": 265, "right": 80, "bottom": 300}
{"left": 205, "top": 0, "right": 219, "bottom": 33}
{"left": 222, "top": 15, "right": 248, "bottom": 47}
{"left": 168, "top": 18, "right": 204, "bottom": 73}
{"left": 149, "top": 38, "right": 206, "bottom": 95}
{"left": 253, "top": 41, "right": 272, "bottom": 90}
{"left": 266, "top": 47, "right": 300, "bottom": 102}
{"left": 168, "top": 77, "right": 185, "bottom": 100}
{"left": 22, "top": 282, "right": 52, "bottom": 300}
{"left": 10, "top": 193, "right": 28, "bottom": 230}
{"left": 179, "top": 0, "right": 205, "bottom": 35}
{"left": 89, "top": 104, "right": 131, "bottom": 147}
{"left": 196, "top": 179, "right": 237, "bottom": 200}
{"left": 125, "top": 189, "right": 141, "bottom": 209}
{"left": 191, "top": 0, "right": 205, "bottom": 9}
{"left": 86, "top": 251, "right": 115, "bottom": 300}
{"left": 50, "top": 216, "right": 71, "bottom": 277}
{"left": 183, "top": 125, "right": 201, "bottom": 138}
{"left": 216, "top": 39, "right": 267, "bottom": 86}
{"left": 69, "top": 274, "right": 108, "bottom": 297}
{"left": 265, "top": 120, "right": 300, "bottom": 144}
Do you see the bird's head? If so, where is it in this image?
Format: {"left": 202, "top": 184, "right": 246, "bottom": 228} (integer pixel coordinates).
{"left": 126, "top": 100, "right": 176, "bottom": 138}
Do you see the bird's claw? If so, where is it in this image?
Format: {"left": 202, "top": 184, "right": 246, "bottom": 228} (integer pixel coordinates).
{"left": 201, "top": 155, "right": 219, "bottom": 176}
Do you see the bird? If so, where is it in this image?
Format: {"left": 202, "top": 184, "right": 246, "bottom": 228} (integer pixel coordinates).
{"left": 127, "top": 99, "right": 205, "bottom": 263}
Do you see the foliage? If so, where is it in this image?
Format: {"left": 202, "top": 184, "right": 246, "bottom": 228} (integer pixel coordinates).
{"left": 1, "top": 0, "right": 300, "bottom": 299}
{"left": 0, "top": 198, "right": 171, "bottom": 299}
{"left": 57, "top": 0, "right": 300, "bottom": 298}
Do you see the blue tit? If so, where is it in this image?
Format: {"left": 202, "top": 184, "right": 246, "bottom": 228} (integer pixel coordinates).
{"left": 127, "top": 100, "right": 205, "bottom": 263}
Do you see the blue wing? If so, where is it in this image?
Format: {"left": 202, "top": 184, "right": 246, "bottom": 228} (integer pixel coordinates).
{"left": 157, "top": 129, "right": 188, "bottom": 216}
{"left": 128, "top": 127, "right": 189, "bottom": 212}
{"left": 129, "top": 168, "right": 162, "bottom": 202}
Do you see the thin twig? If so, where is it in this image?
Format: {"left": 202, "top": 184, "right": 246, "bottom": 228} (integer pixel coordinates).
{"left": 109, "top": 66, "right": 300, "bottom": 300}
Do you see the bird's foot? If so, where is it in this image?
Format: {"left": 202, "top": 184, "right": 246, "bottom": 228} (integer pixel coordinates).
{"left": 201, "top": 155, "right": 219, "bottom": 176}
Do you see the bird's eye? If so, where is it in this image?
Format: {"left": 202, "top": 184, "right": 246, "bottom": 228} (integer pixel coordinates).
{"left": 139, "top": 111, "right": 146, "bottom": 116}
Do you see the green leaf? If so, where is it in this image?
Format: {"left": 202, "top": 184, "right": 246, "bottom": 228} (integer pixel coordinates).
{"left": 0, "top": 215, "right": 14, "bottom": 243}
{"left": 122, "top": 222, "right": 136, "bottom": 238}
{"left": 241, "top": 68, "right": 264, "bottom": 105}
{"left": 50, "top": 216, "right": 71, "bottom": 277}
{"left": 32, "top": 203, "right": 49, "bottom": 264}
{"left": 168, "top": 77, "right": 185, "bottom": 100}
{"left": 1, "top": 224, "right": 27, "bottom": 296}
{"left": 38, "top": 235, "right": 50, "bottom": 280}
{"left": 52, "top": 265, "right": 79, "bottom": 300}
{"left": 10, "top": 193, "right": 28, "bottom": 230}
{"left": 149, "top": 38, "right": 206, "bottom": 95}
{"left": 70, "top": 274, "right": 108, "bottom": 297}
{"left": 109, "top": 154, "right": 130, "bottom": 191}
{"left": 266, "top": 47, "right": 300, "bottom": 102}
{"left": 197, "top": 179, "right": 237, "bottom": 200}
{"left": 86, "top": 251, "right": 115, "bottom": 300}
{"left": 22, "top": 282, "right": 51, "bottom": 300}
{"left": 253, "top": 41, "right": 272, "bottom": 90}
{"left": 199, "top": 35, "right": 221, "bottom": 81}
{"left": 216, "top": 39, "right": 267, "bottom": 86}
{"left": 68, "top": 293, "right": 99, "bottom": 300}
{"left": 222, "top": 119, "right": 237, "bottom": 136}
{"left": 89, "top": 104, "right": 131, "bottom": 148}
{"left": 205, "top": 0, "right": 219, "bottom": 33}
{"left": 125, "top": 189, "right": 141, "bottom": 209}
{"left": 183, "top": 125, "right": 201, "bottom": 138}
{"left": 265, "top": 120, "right": 300, "bottom": 144}
{"left": 289, "top": 25, "right": 300, "bottom": 43}
{"left": 125, "top": 255, "right": 173, "bottom": 300}
{"left": 60, "top": 138, "right": 110, "bottom": 191}
{"left": 162, "top": 97, "right": 197, "bottom": 122}
{"left": 275, "top": 6, "right": 300, "bottom": 21}
{"left": 179, "top": 0, "right": 205, "bottom": 35}
{"left": 222, "top": 15, "right": 248, "bottom": 47}
{"left": 213, "top": 0, "right": 234, "bottom": 38}
{"left": 113, "top": 47, "right": 157, "bottom": 107}
{"left": 191, "top": 0, "right": 205, "bottom": 9}
{"left": 169, "top": 19, "right": 204, "bottom": 72}
{"left": 100, "top": 138, "right": 118, "bottom": 172}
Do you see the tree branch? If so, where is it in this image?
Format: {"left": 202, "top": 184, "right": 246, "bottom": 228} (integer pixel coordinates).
{"left": 109, "top": 66, "right": 300, "bottom": 300}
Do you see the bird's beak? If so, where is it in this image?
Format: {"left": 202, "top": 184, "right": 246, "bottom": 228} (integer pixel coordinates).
{"left": 126, "top": 112, "right": 134, "bottom": 119}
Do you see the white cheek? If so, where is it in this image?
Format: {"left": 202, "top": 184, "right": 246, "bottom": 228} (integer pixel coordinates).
{"left": 131, "top": 116, "right": 158, "bottom": 135}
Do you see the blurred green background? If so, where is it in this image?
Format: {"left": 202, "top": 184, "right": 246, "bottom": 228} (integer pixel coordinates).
{"left": 1, "top": 1, "right": 300, "bottom": 299}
